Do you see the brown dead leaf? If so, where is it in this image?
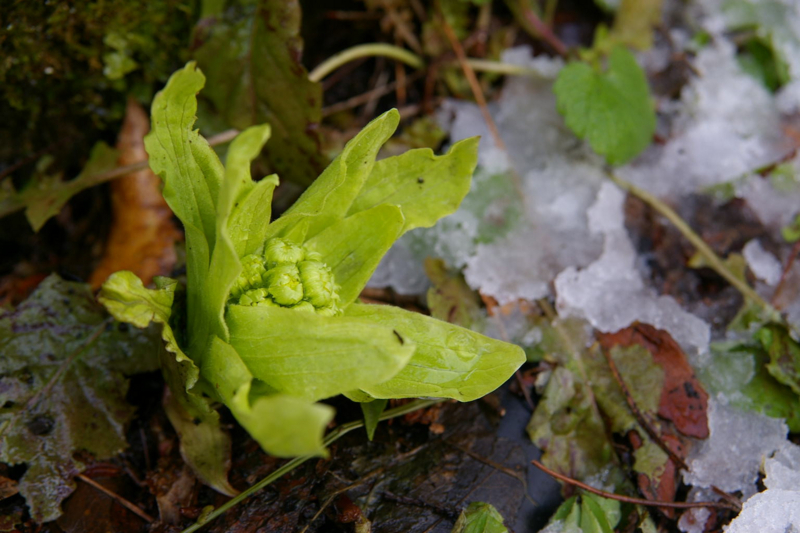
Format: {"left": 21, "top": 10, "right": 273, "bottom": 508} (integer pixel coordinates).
{"left": 599, "top": 323, "right": 709, "bottom": 439}
{"left": 0, "top": 475, "right": 18, "bottom": 501}
{"left": 89, "top": 98, "right": 180, "bottom": 290}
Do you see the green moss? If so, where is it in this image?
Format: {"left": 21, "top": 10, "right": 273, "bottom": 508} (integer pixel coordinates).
{"left": 0, "top": 0, "right": 195, "bottom": 179}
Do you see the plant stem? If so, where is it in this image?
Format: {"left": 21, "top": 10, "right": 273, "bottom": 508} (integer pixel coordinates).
{"left": 463, "top": 58, "right": 550, "bottom": 78}
{"left": 308, "top": 44, "right": 425, "bottom": 83}
{"left": 180, "top": 399, "right": 441, "bottom": 533}
{"left": 607, "top": 172, "right": 783, "bottom": 324}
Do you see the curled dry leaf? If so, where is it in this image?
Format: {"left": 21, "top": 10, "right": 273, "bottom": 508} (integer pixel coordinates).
{"left": 89, "top": 98, "right": 180, "bottom": 290}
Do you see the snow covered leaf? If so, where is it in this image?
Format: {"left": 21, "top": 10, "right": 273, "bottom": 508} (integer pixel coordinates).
{"left": 193, "top": 0, "right": 325, "bottom": 186}
{"left": 0, "top": 274, "right": 159, "bottom": 522}
{"left": 451, "top": 502, "right": 508, "bottom": 533}
{"left": 553, "top": 47, "right": 655, "bottom": 165}
{"left": 757, "top": 324, "right": 800, "bottom": 396}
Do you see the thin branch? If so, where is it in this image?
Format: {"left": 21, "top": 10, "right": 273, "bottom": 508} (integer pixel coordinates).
{"left": 531, "top": 460, "right": 741, "bottom": 512}
{"left": 437, "top": 2, "right": 506, "bottom": 152}
{"left": 308, "top": 43, "right": 425, "bottom": 83}
{"left": 77, "top": 474, "right": 155, "bottom": 522}
{"left": 607, "top": 172, "right": 783, "bottom": 325}
{"left": 322, "top": 72, "right": 424, "bottom": 116}
{"left": 600, "top": 346, "right": 689, "bottom": 471}
{"left": 520, "top": 5, "right": 569, "bottom": 57}
{"left": 180, "top": 399, "right": 442, "bottom": 533}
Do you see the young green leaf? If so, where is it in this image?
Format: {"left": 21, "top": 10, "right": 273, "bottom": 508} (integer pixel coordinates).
{"left": 202, "top": 336, "right": 334, "bottom": 457}
{"left": 144, "top": 62, "right": 226, "bottom": 355}
{"left": 266, "top": 109, "right": 400, "bottom": 241}
{"left": 345, "top": 304, "right": 525, "bottom": 401}
{"left": 757, "top": 324, "right": 800, "bottom": 396}
{"left": 554, "top": 46, "right": 655, "bottom": 165}
{"left": 0, "top": 275, "right": 159, "bottom": 522}
{"left": 361, "top": 399, "right": 388, "bottom": 441}
{"left": 304, "top": 204, "right": 405, "bottom": 306}
{"left": 227, "top": 305, "right": 416, "bottom": 401}
{"left": 348, "top": 137, "right": 479, "bottom": 234}
{"left": 451, "top": 502, "right": 508, "bottom": 533}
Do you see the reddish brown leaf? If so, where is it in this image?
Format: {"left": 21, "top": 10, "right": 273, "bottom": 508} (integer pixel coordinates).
{"left": 599, "top": 323, "right": 709, "bottom": 439}
{"left": 89, "top": 98, "right": 180, "bottom": 290}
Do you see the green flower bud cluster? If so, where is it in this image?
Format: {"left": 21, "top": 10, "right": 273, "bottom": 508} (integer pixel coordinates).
{"left": 229, "top": 238, "right": 341, "bottom": 315}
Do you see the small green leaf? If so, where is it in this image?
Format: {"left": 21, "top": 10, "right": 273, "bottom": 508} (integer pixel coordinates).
{"left": 267, "top": 109, "right": 400, "bottom": 241}
{"left": 202, "top": 336, "right": 334, "bottom": 457}
{"left": 361, "top": 399, "right": 388, "bottom": 440}
{"left": 346, "top": 304, "right": 525, "bottom": 401}
{"left": 98, "top": 271, "right": 237, "bottom": 497}
{"left": 304, "top": 204, "right": 405, "bottom": 306}
{"left": 227, "top": 305, "right": 416, "bottom": 401}
{"left": 0, "top": 275, "right": 159, "bottom": 522}
{"left": 451, "top": 502, "right": 508, "bottom": 533}
{"left": 581, "top": 494, "right": 620, "bottom": 533}
{"left": 202, "top": 124, "right": 273, "bottom": 351}
{"left": 348, "top": 137, "right": 479, "bottom": 234}
{"left": 542, "top": 493, "right": 620, "bottom": 533}
{"left": 527, "top": 366, "right": 615, "bottom": 481}
{"left": 554, "top": 46, "right": 655, "bottom": 165}
{"left": 757, "top": 324, "right": 800, "bottom": 396}
{"left": 228, "top": 174, "right": 279, "bottom": 257}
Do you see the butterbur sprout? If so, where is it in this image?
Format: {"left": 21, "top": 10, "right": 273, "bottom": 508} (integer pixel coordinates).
{"left": 99, "top": 62, "right": 524, "bottom": 492}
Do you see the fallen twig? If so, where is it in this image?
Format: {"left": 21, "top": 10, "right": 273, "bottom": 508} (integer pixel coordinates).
{"left": 531, "top": 460, "right": 741, "bottom": 512}
{"left": 77, "top": 473, "right": 155, "bottom": 523}
{"left": 600, "top": 345, "right": 690, "bottom": 471}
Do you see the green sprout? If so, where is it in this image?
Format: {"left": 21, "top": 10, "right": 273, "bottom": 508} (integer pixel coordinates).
{"left": 98, "top": 62, "right": 524, "bottom": 490}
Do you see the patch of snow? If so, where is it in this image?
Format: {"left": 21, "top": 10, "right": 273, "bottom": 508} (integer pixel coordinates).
{"left": 724, "top": 441, "right": 800, "bottom": 532}
{"left": 435, "top": 55, "right": 606, "bottom": 304}
{"left": 619, "top": 39, "right": 786, "bottom": 198}
{"left": 366, "top": 238, "right": 430, "bottom": 295}
{"left": 725, "top": 490, "right": 800, "bottom": 533}
{"left": 683, "top": 398, "right": 788, "bottom": 498}
{"left": 738, "top": 168, "right": 800, "bottom": 230}
{"left": 743, "top": 239, "right": 783, "bottom": 286}
{"left": 555, "top": 182, "right": 711, "bottom": 358}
